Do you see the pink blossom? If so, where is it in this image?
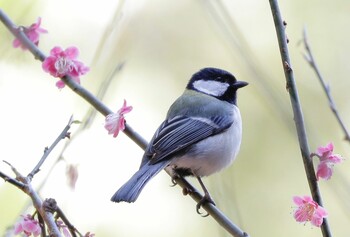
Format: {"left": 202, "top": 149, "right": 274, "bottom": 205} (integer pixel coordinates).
{"left": 42, "top": 46, "right": 89, "bottom": 88}
{"left": 13, "top": 17, "right": 48, "bottom": 50}
{"left": 312, "top": 142, "right": 343, "bottom": 180}
{"left": 14, "top": 214, "right": 41, "bottom": 237}
{"left": 293, "top": 196, "right": 328, "bottom": 227}
{"left": 105, "top": 99, "right": 133, "bottom": 137}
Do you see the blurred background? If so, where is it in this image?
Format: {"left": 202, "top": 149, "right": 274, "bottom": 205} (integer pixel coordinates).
{"left": 0, "top": 0, "right": 349, "bottom": 236}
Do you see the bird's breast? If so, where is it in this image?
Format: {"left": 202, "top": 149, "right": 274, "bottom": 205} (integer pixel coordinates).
{"left": 167, "top": 107, "right": 242, "bottom": 177}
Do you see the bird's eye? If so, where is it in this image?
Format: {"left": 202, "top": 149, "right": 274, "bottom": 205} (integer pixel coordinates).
{"left": 217, "top": 76, "right": 229, "bottom": 83}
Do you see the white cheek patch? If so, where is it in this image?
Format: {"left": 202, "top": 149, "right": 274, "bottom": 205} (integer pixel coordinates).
{"left": 193, "top": 80, "right": 229, "bottom": 97}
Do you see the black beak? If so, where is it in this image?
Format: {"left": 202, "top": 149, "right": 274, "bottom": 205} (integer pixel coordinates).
{"left": 234, "top": 81, "right": 249, "bottom": 89}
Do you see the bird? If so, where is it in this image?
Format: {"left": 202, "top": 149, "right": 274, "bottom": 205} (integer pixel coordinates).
{"left": 111, "top": 67, "right": 248, "bottom": 213}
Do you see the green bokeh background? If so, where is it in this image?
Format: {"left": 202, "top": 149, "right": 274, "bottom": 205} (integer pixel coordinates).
{"left": 0, "top": 0, "right": 349, "bottom": 236}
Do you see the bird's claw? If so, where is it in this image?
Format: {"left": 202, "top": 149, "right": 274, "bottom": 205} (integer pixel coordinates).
{"left": 196, "top": 195, "right": 216, "bottom": 217}
{"left": 170, "top": 177, "right": 178, "bottom": 187}
{"left": 182, "top": 187, "right": 193, "bottom": 196}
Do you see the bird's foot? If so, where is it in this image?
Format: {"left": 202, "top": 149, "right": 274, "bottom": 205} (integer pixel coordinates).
{"left": 196, "top": 193, "right": 216, "bottom": 217}
{"left": 170, "top": 170, "right": 182, "bottom": 187}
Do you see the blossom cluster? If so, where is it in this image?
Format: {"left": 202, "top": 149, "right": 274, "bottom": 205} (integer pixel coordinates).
{"left": 13, "top": 17, "right": 89, "bottom": 89}
{"left": 293, "top": 142, "right": 343, "bottom": 227}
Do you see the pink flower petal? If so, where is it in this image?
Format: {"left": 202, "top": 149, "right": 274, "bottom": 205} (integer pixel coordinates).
{"left": 292, "top": 196, "right": 304, "bottom": 206}
{"left": 13, "top": 222, "right": 23, "bottom": 234}
{"left": 56, "top": 80, "right": 66, "bottom": 89}
{"left": 316, "top": 162, "right": 333, "bottom": 180}
{"left": 12, "top": 39, "right": 21, "bottom": 48}
{"left": 29, "top": 18, "right": 48, "bottom": 34}
{"left": 328, "top": 154, "right": 342, "bottom": 164}
{"left": 119, "top": 99, "right": 133, "bottom": 114}
{"left": 316, "top": 142, "right": 334, "bottom": 158}
{"left": 75, "top": 61, "right": 90, "bottom": 75}
{"left": 64, "top": 47, "right": 79, "bottom": 59}
{"left": 26, "top": 31, "right": 40, "bottom": 45}
{"left": 311, "top": 205, "right": 328, "bottom": 227}
{"left": 50, "top": 46, "right": 64, "bottom": 56}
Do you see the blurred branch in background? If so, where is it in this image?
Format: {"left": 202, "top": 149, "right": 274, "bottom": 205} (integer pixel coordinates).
{"left": 90, "top": 0, "right": 126, "bottom": 69}
{"left": 202, "top": 0, "right": 292, "bottom": 125}
{"left": 268, "top": 0, "right": 332, "bottom": 237}
{"left": 302, "top": 28, "right": 350, "bottom": 143}
{"left": 0, "top": 9, "right": 249, "bottom": 237}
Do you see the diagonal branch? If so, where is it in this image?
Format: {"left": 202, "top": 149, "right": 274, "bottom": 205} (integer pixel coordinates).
{"left": 269, "top": 1, "right": 332, "bottom": 237}
{"left": 28, "top": 116, "right": 74, "bottom": 180}
{"left": 0, "top": 9, "right": 249, "bottom": 237}
{"left": 302, "top": 28, "right": 350, "bottom": 143}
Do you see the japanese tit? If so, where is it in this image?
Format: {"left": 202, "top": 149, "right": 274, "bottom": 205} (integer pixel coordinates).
{"left": 111, "top": 67, "right": 248, "bottom": 210}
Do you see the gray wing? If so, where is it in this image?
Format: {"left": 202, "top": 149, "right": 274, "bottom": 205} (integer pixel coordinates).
{"left": 142, "top": 115, "right": 233, "bottom": 165}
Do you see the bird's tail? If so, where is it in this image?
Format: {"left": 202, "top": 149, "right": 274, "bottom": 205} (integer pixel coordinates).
{"left": 111, "top": 160, "right": 170, "bottom": 203}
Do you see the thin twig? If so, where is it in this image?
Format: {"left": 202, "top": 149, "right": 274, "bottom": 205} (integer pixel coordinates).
{"left": 269, "top": 1, "right": 332, "bottom": 237}
{"left": 0, "top": 9, "right": 249, "bottom": 237}
{"left": 0, "top": 170, "right": 25, "bottom": 189}
{"left": 2, "top": 160, "right": 24, "bottom": 180}
{"left": 28, "top": 116, "right": 74, "bottom": 180}
{"left": 302, "top": 28, "right": 350, "bottom": 142}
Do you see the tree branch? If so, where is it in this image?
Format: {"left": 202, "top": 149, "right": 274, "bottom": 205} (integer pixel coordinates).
{"left": 0, "top": 9, "right": 248, "bottom": 237}
{"left": 302, "top": 28, "right": 350, "bottom": 143}
{"left": 269, "top": 1, "right": 332, "bottom": 236}
{"left": 28, "top": 116, "right": 74, "bottom": 180}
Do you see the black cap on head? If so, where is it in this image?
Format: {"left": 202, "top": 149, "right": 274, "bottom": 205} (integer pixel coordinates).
{"left": 187, "top": 67, "right": 248, "bottom": 105}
